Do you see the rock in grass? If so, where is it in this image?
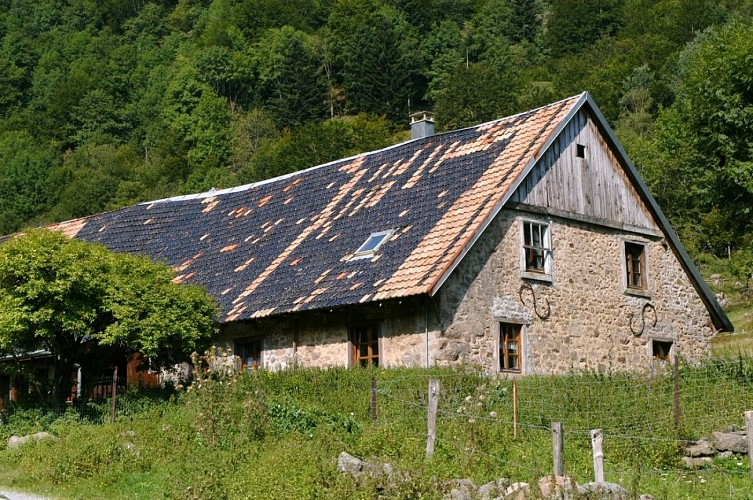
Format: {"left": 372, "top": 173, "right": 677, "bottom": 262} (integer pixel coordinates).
{"left": 712, "top": 431, "right": 748, "bottom": 454}
{"left": 444, "top": 478, "right": 476, "bottom": 500}
{"left": 581, "top": 481, "right": 629, "bottom": 499}
{"left": 7, "top": 432, "right": 58, "bottom": 449}
{"left": 503, "top": 482, "right": 529, "bottom": 499}
{"left": 685, "top": 439, "right": 715, "bottom": 457}
{"left": 477, "top": 478, "right": 510, "bottom": 499}
{"left": 336, "top": 452, "right": 367, "bottom": 476}
{"left": 538, "top": 475, "right": 580, "bottom": 499}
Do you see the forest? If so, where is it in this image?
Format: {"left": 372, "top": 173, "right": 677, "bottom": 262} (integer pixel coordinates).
{"left": 0, "top": 0, "right": 752, "bottom": 261}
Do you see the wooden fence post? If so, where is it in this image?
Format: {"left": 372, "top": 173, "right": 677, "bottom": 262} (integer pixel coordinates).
{"left": 513, "top": 379, "right": 519, "bottom": 440}
{"left": 591, "top": 428, "right": 604, "bottom": 482}
{"left": 745, "top": 411, "right": 753, "bottom": 481}
{"left": 370, "top": 377, "right": 377, "bottom": 422}
{"left": 426, "top": 379, "right": 440, "bottom": 461}
{"left": 552, "top": 421, "right": 564, "bottom": 476}
{"left": 110, "top": 365, "right": 118, "bottom": 424}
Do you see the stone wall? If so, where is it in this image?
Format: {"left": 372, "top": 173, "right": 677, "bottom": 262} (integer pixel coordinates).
{"left": 217, "top": 297, "right": 440, "bottom": 371}
{"left": 436, "top": 208, "right": 715, "bottom": 374}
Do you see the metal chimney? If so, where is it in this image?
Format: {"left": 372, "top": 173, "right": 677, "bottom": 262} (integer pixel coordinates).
{"left": 410, "top": 111, "right": 435, "bottom": 139}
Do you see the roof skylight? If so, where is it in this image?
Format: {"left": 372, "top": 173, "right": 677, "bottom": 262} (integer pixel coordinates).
{"left": 352, "top": 230, "right": 394, "bottom": 260}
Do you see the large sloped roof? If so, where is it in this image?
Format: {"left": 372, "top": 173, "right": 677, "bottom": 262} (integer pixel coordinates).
{"left": 44, "top": 93, "right": 731, "bottom": 331}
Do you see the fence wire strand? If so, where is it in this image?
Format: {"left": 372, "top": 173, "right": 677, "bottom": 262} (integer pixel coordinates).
{"left": 375, "top": 358, "right": 753, "bottom": 484}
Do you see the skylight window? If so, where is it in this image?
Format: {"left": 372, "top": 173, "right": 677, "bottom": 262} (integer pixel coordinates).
{"left": 352, "top": 230, "right": 393, "bottom": 260}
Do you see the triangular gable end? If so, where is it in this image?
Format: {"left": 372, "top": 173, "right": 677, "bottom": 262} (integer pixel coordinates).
{"left": 509, "top": 108, "right": 659, "bottom": 235}
{"left": 429, "top": 92, "right": 731, "bottom": 332}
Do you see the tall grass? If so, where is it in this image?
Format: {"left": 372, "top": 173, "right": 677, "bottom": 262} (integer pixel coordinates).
{"left": 1, "top": 360, "right": 752, "bottom": 498}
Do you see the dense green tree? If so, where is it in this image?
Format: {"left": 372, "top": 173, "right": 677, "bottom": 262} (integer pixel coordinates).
{"left": 163, "top": 58, "right": 232, "bottom": 172}
{"left": 0, "top": 229, "right": 217, "bottom": 401}
{"left": 230, "top": 107, "right": 279, "bottom": 171}
{"left": 465, "top": 0, "right": 513, "bottom": 69}
{"left": 422, "top": 19, "right": 465, "bottom": 103}
{"left": 545, "top": 0, "right": 623, "bottom": 57}
{"left": 328, "top": 1, "right": 424, "bottom": 120}
{"left": 507, "top": 0, "right": 539, "bottom": 44}
{"left": 650, "top": 21, "right": 753, "bottom": 252}
{"left": 434, "top": 62, "right": 519, "bottom": 130}
{"left": 240, "top": 114, "right": 398, "bottom": 183}
{"left": 0, "top": 131, "right": 57, "bottom": 234}
{"left": 255, "top": 26, "right": 329, "bottom": 127}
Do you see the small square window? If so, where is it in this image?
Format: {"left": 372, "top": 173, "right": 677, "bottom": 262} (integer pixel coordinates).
{"left": 352, "top": 230, "right": 393, "bottom": 260}
{"left": 351, "top": 324, "right": 379, "bottom": 367}
{"left": 625, "top": 242, "right": 646, "bottom": 290}
{"left": 500, "top": 323, "right": 522, "bottom": 373}
{"left": 576, "top": 144, "right": 586, "bottom": 158}
{"left": 652, "top": 340, "right": 673, "bottom": 361}
{"left": 522, "top": 221, "right": 551, "bottom": 275}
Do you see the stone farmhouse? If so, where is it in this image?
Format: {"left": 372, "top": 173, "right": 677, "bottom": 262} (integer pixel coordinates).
{"left": 43, "top": 92, "right": 731, "bottom": 376}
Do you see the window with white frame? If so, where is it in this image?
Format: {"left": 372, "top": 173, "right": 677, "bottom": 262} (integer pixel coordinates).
{"left": 351, "top": 230, "right": 394, "bottom": 260}
{"left": 521, "top": 220, "right": 551, "bottom": 277}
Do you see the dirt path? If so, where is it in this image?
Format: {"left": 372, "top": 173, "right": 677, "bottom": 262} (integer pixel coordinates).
{"left": 0, "top": 489, "right": 51, "bottom": 500}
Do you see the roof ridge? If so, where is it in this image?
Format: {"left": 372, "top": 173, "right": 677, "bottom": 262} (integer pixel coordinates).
{"left": 146, "top": 94, "right": 586, "bottom": 205}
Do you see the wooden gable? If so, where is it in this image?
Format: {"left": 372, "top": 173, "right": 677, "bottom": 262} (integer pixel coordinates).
{"left": 509, "top": 109, "right": 657, "bottom": 232}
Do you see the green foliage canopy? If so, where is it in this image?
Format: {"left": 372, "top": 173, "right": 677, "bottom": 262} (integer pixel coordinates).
{"left": 0, "top": 0, "right": 751, "bottom": 263}
{"left": 0, "top": 229, "right": 217, "bottom": 399}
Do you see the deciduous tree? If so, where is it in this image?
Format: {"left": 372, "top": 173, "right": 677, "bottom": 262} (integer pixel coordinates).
{"left": 0, "top": 229, "right": 217, "bottom": 401}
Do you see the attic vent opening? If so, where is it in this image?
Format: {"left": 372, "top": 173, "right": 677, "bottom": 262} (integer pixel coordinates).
{"left": 352, "top": 230, "right": 393, "bottom": 260}
{"left": 576, "top": 144, "right": 586, "bottom": 158}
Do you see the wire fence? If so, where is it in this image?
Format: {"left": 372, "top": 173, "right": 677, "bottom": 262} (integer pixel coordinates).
{"left": 378, "top": 359, "right": 753, "bottom": 435}
{"left": 374, "top": 358, "right": 753, "bottom": 490}
{"left": 1, "top": 357, "right": 752, "bottom": 495}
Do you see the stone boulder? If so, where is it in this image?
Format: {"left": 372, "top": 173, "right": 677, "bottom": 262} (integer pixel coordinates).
{"left": 580, "top": 481, "right": 629, "bottom": 499}
{"left": 444, "top": 479, "right": 476, "bottom": 500}
{"left": 336, "top": 451, "right": 405, "bottom": 487}
{"left": 538, "top": 475, "right": 581, "bottom": 499}
{"left": 685, "top": 439, "right": 715, "bottom": 457}
{"left": 336, "top": 451, "right": 366, "bottom": 476}
{"left": 712, "top": 431, "right": 748, "bottom": 454}
{"left": 477, "top": 478, "right": 510, "bottom": 500}
{"left": 7, "top": 432, "right": 58, "bottom": 449}
{"left": 503, "top": 482, "right": 530, "bottom": 500}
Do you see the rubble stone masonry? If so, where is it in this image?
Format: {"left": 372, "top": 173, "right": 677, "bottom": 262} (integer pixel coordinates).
{"left": 436, "top": 208, "right": 715, "bottom": 374}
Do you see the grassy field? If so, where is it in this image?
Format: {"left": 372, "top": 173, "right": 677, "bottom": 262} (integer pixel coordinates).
{"left": 1, "top": 256, "right": 751, "bottom": 499}
{"left": 0, "top": 359, "right": 752, "bottom": 499}
{"left": 700, "top": 251, "right": 753, "bottom": 358}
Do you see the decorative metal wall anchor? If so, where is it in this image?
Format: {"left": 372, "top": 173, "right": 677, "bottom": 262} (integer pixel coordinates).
{"left": 628, "top": 303, "right": 657, "bottom": 336}
{"left": 518, "top": 283, "right": 551, "bottom": 320}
